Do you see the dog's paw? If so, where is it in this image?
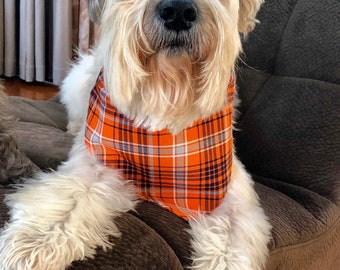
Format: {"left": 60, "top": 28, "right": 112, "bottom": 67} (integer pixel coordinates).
{"left": 0, "top": 168, "right": 137, "bottom": 270}
{"left": 189, "top": 215, "right": 237, "bottom": 270}
{"left": 0, "top": 180, "right": 118, "bottom": 270}
{"left": 0, "top": 223, "right": 82, "bottom": 270}
{"left": 188, "top": 213, "right": 263, "bottom": 270}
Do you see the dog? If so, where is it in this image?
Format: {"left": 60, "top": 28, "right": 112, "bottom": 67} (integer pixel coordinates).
{"left": 0, "top": 0, "right": 271, "bottom": 269}
{"left": 0, "top": 84, "right": 39, "bottom": 185}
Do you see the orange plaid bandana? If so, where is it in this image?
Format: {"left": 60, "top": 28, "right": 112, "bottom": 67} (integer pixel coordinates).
{"left": 85, "top": 70, "right": 234, "bottom": 220}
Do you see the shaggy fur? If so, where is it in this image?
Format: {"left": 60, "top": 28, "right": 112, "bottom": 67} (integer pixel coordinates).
{"left": 86, "top": 0, "right": 106, "bottom": 24}
{"left": 98, "top": 0, "right": 241, "bottom": 133}
{"left": 0, "top": 1, "right": 271, "bottom": 269}
{"left": 0, "top": 85, "right": 39, "bottom": 185}
{"left": 60, "top": 52, "right": 102, "bottom": 134}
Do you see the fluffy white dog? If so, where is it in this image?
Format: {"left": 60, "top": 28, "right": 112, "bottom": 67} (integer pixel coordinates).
{"left": 0, "top": 0, "right": 271, "bottom": 269}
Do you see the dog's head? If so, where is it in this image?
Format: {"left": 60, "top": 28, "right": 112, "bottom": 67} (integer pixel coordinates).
{"left": 94, "top": 0, "right": 263, "bottom": 132}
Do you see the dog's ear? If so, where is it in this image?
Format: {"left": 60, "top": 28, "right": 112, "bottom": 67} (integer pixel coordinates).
{"left": 86, "top": 0, "right": 106, "bottom": 24}
{"left": 238, "top": 0, "right": 264, "bottom": 35}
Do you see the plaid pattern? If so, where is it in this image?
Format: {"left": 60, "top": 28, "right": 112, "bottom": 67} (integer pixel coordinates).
{"left": 85, "top": 70, "right": 234, "bottom": 220}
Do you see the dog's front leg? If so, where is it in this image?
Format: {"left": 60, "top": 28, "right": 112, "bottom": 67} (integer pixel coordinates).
{"left": 0, "top": 138, "right": 137, "bottom": 270}
{"left": 60, "top": 52, "right": 102, "bottom": 135}
{"left": 189, "top": 157, "right": 271, "bottom": 270}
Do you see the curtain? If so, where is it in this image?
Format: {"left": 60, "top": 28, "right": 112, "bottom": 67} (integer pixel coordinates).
{"left": 0, "top": 0, "right": 98, "bottom": 85}
{"left": 73, "top": 0, "right": 100, "bottom": 55}
{"left": 0, "top": 0, "right": 16, "bottom": 77}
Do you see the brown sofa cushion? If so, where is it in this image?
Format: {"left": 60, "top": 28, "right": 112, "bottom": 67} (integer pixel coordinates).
{"left": 234, "top": 0, "right": 340, "bottom": 268}
{"left": 8, "top": 96, "right": 73, "bottom": 170}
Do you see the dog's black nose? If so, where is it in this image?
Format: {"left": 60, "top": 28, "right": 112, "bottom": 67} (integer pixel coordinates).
{"left": 157, "top": 0, "right": 198, "bottom": 32}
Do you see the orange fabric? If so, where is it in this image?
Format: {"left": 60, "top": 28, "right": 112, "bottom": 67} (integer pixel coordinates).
{"left": 85, "top": 70, "right": 234, "bottom": 220}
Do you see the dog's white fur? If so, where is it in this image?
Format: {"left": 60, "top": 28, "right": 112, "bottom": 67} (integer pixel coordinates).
{"left": 0, "top": 0, "right": 271, "bottom": 269}
{"left": 60, "top": 52, "right": 101, "bottom": 134}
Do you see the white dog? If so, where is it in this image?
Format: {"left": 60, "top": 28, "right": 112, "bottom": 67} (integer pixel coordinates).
{"left": 0, "top": 0, "right": 271, "bottom": 269}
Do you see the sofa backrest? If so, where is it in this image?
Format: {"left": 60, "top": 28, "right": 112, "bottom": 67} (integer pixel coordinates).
{"left": 235, "top": 0, "right": 340, "bottom": 205}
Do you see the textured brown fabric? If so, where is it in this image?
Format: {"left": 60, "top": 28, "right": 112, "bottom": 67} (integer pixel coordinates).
{"left": 0, "top": 189, "right": 12, "bottom": 228}
{"left": 0, "top": 90, "right": 39, "bottom": 184}
{"left": 12, "top": 121, "right": 73, "bottom": 170}
{"left": 234, "top": 0, "right": 340, "bottom": 269}
{"left": 6, "top": 96, "right": 73, "bottom": 171}
{"left": 70, "top": 212, "right": 183, "bottom": 270}
{"left": 254, "top": 181, "right": 340, "bottom": 269}
{"left": 135, "top": 201, "right": 192, "bottom": 267}
{"left": 266, "top": 220, "right": 340, "bottom": 270}
{"left": 8, "top": 96, "right": 68, "bottom": 131}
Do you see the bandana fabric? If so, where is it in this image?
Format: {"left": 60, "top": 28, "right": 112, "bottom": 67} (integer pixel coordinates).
{"left": 85, "top": 70, "right": 234, "bottom": 220}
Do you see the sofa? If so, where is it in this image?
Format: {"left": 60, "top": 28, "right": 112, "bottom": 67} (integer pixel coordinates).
{"left": 0, "top": 0, "right": 339, "bottom": 269}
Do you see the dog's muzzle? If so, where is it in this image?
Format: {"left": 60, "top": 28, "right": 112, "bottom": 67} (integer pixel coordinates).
{"left": 156, "top": 0, "right": 198, "bottom": 32}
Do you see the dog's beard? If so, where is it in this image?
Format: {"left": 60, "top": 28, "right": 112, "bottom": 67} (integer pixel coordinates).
{"left": 98, "top": 0, "right": 241, "bottom": 133}
{"left": 133, "top": 49, "right": 200, "bottom": 130}
{"left": 144, "top": 51, "right": 195, "bottom": 115}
